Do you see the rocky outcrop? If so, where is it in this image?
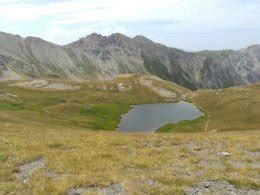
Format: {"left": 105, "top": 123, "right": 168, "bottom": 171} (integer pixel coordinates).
{"left": 0, "top": 31, "right": 259, "bottom": 89}
{"left": 10, "top": 80, "right": 81, "bottom": 90}
{"left": 186, "top": 181, "right": 260, "bottom": 194}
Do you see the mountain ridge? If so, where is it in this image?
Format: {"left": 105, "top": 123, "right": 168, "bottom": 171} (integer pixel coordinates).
{"left": 0, "top": 31, "right": 259, "bottom": 89}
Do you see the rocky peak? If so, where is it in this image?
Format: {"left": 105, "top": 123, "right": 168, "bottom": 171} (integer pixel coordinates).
{"left": 244, "top": 45, "right": 260, "bottom": 56}
{"left": 71, "top": 33, "right": 133, "bottom": 49}
{"left": 25, "top": 36, "right": 46, "bottom": 42}
{"left": 87, "top": 33, "right": 102, "bottom": 38}
{"left": 246, "top": 44, "right": 260, "bottom": 50}
{"left": 0, "top": 31, "right": 23, "bottom": 44}
{"left": 0, "top": 31, "right": 21, "bottom": 38}
{"left": 0, "top": 31, "right": 259, "bottom": 89}
{"left": 133, "top": 35, "right": 153, "bottom": 44}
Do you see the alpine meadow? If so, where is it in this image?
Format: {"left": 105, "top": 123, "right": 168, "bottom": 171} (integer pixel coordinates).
{"left": 0, "top": 0, "right": 260, "bottom": 194}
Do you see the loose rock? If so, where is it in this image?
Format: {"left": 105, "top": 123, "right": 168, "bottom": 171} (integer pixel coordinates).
{"left": 14, "top": 158, "right": 46, "bottom": 183}
{"left": 10, "top": 80, "right": 80, "bottom": 91}
{"left": 14, "top": 158, "right": 60, "bottom": 183}
{"left": 138, "top": 76, "right": 178, "bottom": 101}
{"left": 68, "top": 183, "right": 125, "bottom": 195}
{"left": 186, "top": 181, "right": 260, "bottom": 194}
{"left": 219, "top": 152, "right": 231, "bottom": 157}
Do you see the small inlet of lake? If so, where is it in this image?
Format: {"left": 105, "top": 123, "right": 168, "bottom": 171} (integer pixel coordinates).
{"left": 118, "top": 101, "right": 204, "bottom": 132}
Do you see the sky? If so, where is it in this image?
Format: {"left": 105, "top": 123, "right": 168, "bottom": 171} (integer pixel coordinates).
{"left": 0, "top": 0, "right": 259, "bottom": 51}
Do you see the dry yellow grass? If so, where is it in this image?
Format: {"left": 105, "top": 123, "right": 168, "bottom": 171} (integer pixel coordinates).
{"left": 191, "top": 82, "right": 260, "bottom": 132}
{"left": 1, "top": 123, "right": 259, "bottom": 194}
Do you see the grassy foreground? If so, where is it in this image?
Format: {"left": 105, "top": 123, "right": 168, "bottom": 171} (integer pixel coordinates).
{"left": 0, "top": 123, "right": 259, "bottom": 194}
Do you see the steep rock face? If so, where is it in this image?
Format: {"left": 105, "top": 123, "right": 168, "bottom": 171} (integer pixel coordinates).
{"left": 66, "top": 33, "right": 146, "bottom": 79}
{"left": 24, "top": 37, "right": 86, "bottom": 80}
{"left": 198, "top": 47, "right": 260, "bottom": 88}
{"left": 0, "top": 32, "right": 97, "bottom": 80}
{"left": 243, "top": 45, "right": 260, "bottom": 82}
{"left": 0, "top": 31, "right": 259, "bottom": 89}
{"left": 0, "top": 32, "right": 81, "bottom": 80}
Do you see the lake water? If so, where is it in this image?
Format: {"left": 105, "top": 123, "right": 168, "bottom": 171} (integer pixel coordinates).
{"left": 118, "top": 101, "right": 204, "bottom": 132}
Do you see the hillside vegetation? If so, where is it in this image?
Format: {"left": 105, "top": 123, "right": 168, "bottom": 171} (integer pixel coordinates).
{"left": 0, "top": 75, "right": 259, "bottom": 194}
{"left": 1, "top": 74, "right": 258, "bottom": 132}
{"left": 192, "top": 83, "right": 260, "bottom": 131}
{"left": 159, "top": 82, "right": 260, "bottom": 133}
{"left": 0, "top": 75, "right": 189, "bottom": 131}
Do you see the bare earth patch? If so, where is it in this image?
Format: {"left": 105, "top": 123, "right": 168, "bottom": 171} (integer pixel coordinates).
{"left": 14, "top": 158, "right": 46, "bottom": 183}
{"left": 68, "top": 183, "right": 125, "bottom": 195}
{"left": 138, "top": 76, "right": 178, "bottom": 101}
{"left": 10, "top": 80, "right": 81, "bottom": 90}
{"left": 0, "top": 92, "right": 18, "bottom": 99}
{"left": 116, "top": 74, "right": 135, "bottom": 78}
{"left": 117, "top": 83, "right": 132, "bottom": 92}
{"left": 186, "top": 181, "right": 260, "bottom": 194}
{"left": 14, "top": 158, "right": 59, "bottom": 183}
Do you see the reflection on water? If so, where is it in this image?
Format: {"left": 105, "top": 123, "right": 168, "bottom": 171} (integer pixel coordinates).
{"left": 118, "top": 101, "right": 204, "bottom": 132}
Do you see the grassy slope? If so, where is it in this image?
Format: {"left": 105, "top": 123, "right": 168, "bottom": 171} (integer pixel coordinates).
{"left": 191, "top": 83, "right": 260, "bottom": 132}
{"left": 157, "top": 115, "right": 208, "bottom": 133}
{"left": 0, "top": 75, "right": 189, "bottom": 131}
{"left": 0, "top": 76, "right": 259, "bottom": 133}
{"left": 1, "top": 123, "right": 259, "bottom": 194}
{"left": 158, "top": 83, "right": 260, "bottom": 133}
{"left": 0, "top": 75, "right": 259, "bottom": 193}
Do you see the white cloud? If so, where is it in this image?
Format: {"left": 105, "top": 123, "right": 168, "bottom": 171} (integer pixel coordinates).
{"left": 43, "top": 24, "right": 132, "bottom": 45}
{"left": 0, "top": 0, "right": 177, "bottom": 23}
{"left": 0, "top": 0, "right": 259, "bottom": 50}
{"left": 0, "top": 0, "right": 258, "bottom": 28}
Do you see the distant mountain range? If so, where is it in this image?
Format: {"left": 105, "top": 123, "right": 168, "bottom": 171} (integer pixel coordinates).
{"left": 0, "top": 31, "right": 259, "bottom": 89}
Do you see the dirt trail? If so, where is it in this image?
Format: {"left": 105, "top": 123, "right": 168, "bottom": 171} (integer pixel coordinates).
{"left": 204, "top": 119, "right": 209, "bottom": 132}
{"left": 204, "top": 113, "right": 210, "bottom": 133}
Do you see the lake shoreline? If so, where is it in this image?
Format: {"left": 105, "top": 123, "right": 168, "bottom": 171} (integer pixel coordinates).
{"left": 117, "top": 101, "right": 204, "bottom": 133}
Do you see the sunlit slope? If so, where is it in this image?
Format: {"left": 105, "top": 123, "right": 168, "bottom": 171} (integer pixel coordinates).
{"left": 192, "top": 82, "right": 260, "bottom": 132}
{"left": 0, "top": 75, "right": 188, "bottom": 130}
{"left": 0, "top": 75, "right": 259, "bottom": 132}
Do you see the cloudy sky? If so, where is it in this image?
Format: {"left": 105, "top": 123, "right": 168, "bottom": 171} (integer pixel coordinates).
{"left": 0, "top": 0, "right": 259, "bottom": 51}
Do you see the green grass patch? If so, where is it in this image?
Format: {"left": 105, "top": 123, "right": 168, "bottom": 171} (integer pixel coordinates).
{"left": 81, "top": 101, "right": 130, "bottom": 130}
{"left": 157, "top": 115, "right": 208, "bottom": 133}
{"left": 249, "top": 148, "right": 260, "bottom": 153}
{"left": 0, "top": 155, "right": 6, "bottom": 162}
{"left": 0, "top": 102, "right": 24, "bottom": 110}
{"left": 48, "top": 143, "right": 64, "bottom": 149}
